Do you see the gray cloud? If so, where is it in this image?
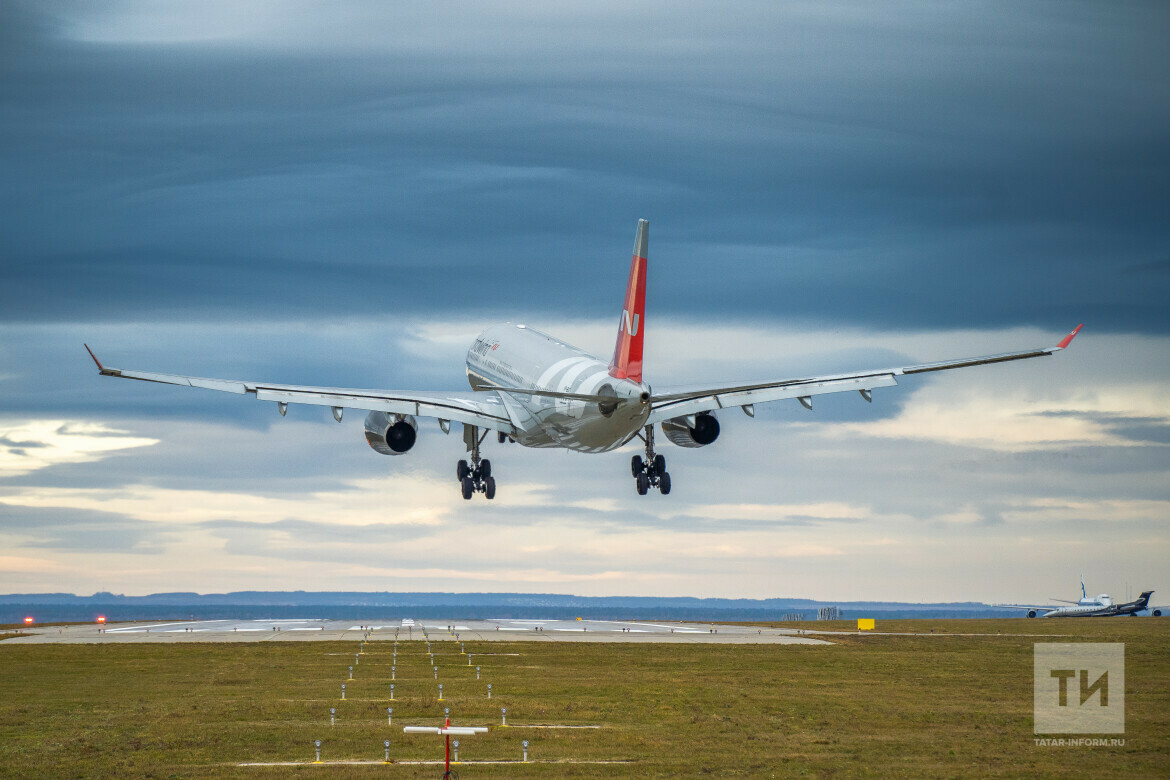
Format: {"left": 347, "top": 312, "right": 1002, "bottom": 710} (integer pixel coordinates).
{"left": 197, "top": 517, "right": 438, "bottom": 564}
{"left": 1, "top": 1, "right": 1167, "bottom": 330}
{"left": 0, "top": 436, "right": 47, "bottom": 450}
{"left": 1031, "top": 411, "right": 1170, "bottom": 446}
{"left": 0, "top": 504, "right": 174, "bottom": 554}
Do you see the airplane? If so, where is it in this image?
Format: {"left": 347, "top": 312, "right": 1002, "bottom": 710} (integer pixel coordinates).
{"left": 992, "top": 577, "right": 1157, "bottom": 617}
{"left": 85, "top": 219, "right": 1083, "bottom": 500}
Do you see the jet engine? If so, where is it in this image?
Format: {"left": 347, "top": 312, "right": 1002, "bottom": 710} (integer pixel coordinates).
{"left": 1026, "top": 610, "right": 1038, "bottom": 618}
{"left": 661, "top": 412, "right": 720, "bottom": 448}
{"left": 1153, "top": 608, "right": 1162, "bottom": 617}
{"left": 364, "top": 411, "right": 418, "bottom": 455}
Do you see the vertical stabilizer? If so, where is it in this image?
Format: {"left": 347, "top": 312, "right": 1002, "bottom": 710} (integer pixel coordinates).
{"left": 609, "top": 219, "right": 648, "bottom": 383}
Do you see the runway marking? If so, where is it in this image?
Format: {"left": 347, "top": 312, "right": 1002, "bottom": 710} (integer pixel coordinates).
{"left": 29, "top": 619, "right": 838, "bottom": 645}
{"left": 237, "top": 759, "right": 633, "bottom": 766}
{"left": 104, "top": 622, "right": 196, "bottom": 633}
{"left": 399, "top": 758, "right": 633, "bottom": 764}
{"left": 265, "top": 619, "right": 322, "bottom": 623}
{"left": 590, "top": 619, "right": 711, "bottom": 631}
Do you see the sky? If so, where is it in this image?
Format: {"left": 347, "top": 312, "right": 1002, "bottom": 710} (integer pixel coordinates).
{"left": 1, "top": 1, "right": 1168, "bottom": 604}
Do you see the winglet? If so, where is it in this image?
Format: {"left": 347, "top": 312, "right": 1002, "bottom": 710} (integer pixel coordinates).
{"left": 84, "top": 344, "right": 104, "bottom": 372}
{"left": 1055, "top": 323, "right": 1083, "bottom": 350}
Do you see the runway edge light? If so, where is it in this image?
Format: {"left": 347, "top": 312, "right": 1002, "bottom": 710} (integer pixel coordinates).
{"left": 858, "top": 618, "right": 875, "bottom": 631}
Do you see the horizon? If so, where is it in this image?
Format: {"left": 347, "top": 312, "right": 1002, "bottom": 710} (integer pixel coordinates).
{"left": 1, "top": 587, "right": 1156, "bottom": 611}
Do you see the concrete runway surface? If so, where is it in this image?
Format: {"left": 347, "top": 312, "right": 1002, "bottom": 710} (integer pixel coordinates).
{"left": 6, "top": 617, "right": 833, "bottom": 645}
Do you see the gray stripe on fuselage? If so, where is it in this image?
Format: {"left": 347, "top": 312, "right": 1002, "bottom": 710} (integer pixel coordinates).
{"left": 559, "top": 360, "right": 600, "bottom": 391}
{"left": 576, "top": 369, "right": 615, "bottom": 395}
{"left": 537, "top": 357, "right": 588, "bottom": 389}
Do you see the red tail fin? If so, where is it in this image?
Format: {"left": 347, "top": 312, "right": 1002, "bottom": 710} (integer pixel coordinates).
{"left": 609, "top": 219, "right": 648, "bottom": 383}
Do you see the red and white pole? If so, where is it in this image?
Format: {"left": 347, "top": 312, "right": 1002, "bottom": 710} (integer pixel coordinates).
{"left": 444, "top": 715, "right": 451, "bottom": 778}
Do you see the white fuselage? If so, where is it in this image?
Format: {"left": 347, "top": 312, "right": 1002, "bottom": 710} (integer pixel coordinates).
{"left": 465, "top": 323, "right": 651, "bottom": 452}
{"left": 1042, "top": 595, "right": 1115, "bottom": 618}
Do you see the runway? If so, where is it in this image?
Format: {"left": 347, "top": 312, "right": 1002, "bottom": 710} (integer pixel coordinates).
{"left": 6, "top": 617, "right": 832, "bottom": 645}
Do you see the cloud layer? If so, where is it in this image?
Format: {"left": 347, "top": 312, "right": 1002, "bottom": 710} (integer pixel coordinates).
{"left": 3, "top": 2, "right": 1167, "bottom": 329}
{"left": 1, "top": 1, "right": 1167, "bottom": 604}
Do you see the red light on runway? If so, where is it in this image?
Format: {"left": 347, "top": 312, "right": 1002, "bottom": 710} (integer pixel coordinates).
{"left": 23, "top": 616, "right": 33, "bottom": 625}
{"left": 96, "top": 616, "right": 107, "bottom": 624}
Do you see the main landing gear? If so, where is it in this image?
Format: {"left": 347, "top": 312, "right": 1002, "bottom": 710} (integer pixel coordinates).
{"left": 457, "top": 425, "right": 496, "bottom": 500}
{"left": 631, "top": 425, "right": 671, "bottom": 496}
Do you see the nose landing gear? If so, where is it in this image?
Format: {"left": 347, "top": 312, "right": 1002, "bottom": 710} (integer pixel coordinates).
{"left": 458, "top": 425, "right": 496, "bottom": 500}
{"left": 631, "top": 425, "right": 671, "bottom": 495}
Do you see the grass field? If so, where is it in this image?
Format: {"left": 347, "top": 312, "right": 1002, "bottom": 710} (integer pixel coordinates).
{"left": 1, "top": 619, "right": 1166, "bottom": 778}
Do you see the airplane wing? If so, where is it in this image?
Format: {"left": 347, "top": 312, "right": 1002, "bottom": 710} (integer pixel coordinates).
{"left": 84, "top": 346, "right": 516, "bottom": 435}
{"left": 647, "top": 325, "right": 1082, "bottom": 425}
{"left": 988, "top": 603, "right": 1060, "bottom": 615}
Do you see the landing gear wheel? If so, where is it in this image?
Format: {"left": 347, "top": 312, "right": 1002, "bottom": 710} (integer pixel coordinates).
{"left": 653, "top": 454, "right": 666, "bottom": 476}
{"left": 636, "top": 473, "right": 649, "bottom": 495}
{"left": 631, "top": 455, "right": 644, "bottom": 477}
{"left": 658, "top": 472, "right": 671, "bottom": 495}
{"left": 457, "top": 427, "right": 501, "bottom": 499}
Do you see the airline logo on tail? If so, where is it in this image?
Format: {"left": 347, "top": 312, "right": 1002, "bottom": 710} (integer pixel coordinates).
{"left": 621, "top": 310, "right": 640, "bottom": 336}
{"left": 609, "top": 219, "right": 649, "bottom": 383}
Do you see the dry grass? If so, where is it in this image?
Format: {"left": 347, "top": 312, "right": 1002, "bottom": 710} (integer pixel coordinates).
{"left": 0, "top": 619, "right": 1166, "bottom": 778}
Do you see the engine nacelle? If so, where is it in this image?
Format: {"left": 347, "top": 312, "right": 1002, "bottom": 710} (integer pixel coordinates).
{"left": 1153, "top": 608, "right": 1162, "bottom": 617}
{"left": 364, "top": 411, "right": 418, "bottom": 456}
{"left": 661, "top": 412, "right": 720, "bottom": 448}
{"left": 1026, "top": 610, "right": 1037, "bottom": 618}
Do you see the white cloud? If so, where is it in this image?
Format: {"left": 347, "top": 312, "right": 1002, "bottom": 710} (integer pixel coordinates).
{"left": 0, "top": 476, "right": 450, "bottom": 527}
{"left": 0, "top": 419, "right": 158, "bottom": 478}
{"left": 1001, "top": 498, "right": 1170, "bottom": 525}
{"left": 675, "top": 502, "right": 870, "bottom": 522}
{"left": 0, "top": 555, "right": 68, "bottom": 574}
